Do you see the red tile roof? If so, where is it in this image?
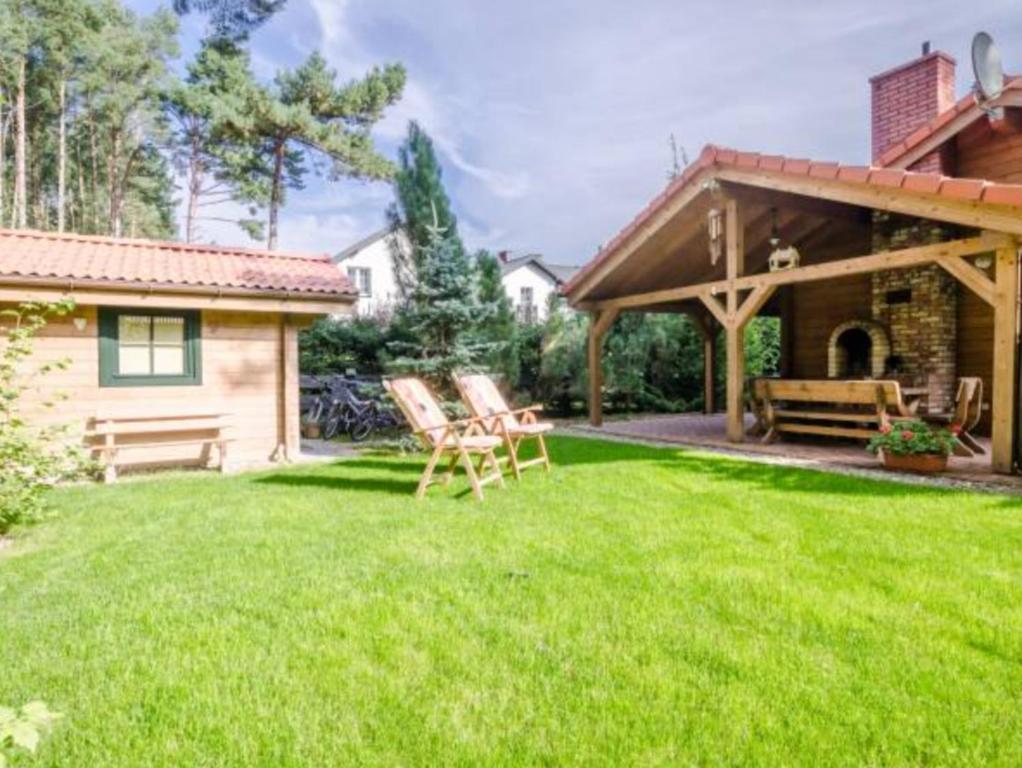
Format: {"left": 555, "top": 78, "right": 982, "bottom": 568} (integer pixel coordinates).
{"left": 565, "top": 144, "right": 1022, "bottom": 296}
{"left": 0, "top": 229, "right": 356, "bottom": 298}
{"left": 877, "top": 76, "right": 1022, "bottom": 168}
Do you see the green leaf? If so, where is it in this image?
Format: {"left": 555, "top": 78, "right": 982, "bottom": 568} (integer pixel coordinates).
{"left": 10, "top": 721, "right": 39, "bottom": 752}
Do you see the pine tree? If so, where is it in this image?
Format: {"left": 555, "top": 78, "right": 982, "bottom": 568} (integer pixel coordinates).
{"left": 172, "top": 0, "right": 286, "bottom": 41}
{"left": 165, "top": 38, "right": 268, "bottom": 242}
{"left": 238, "top": 52, "right": 405, "bottom": 249}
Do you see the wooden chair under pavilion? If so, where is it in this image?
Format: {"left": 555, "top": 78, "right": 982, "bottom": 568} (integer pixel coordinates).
{"left": 383, "top": 377, "right": 505, "bottom": 501}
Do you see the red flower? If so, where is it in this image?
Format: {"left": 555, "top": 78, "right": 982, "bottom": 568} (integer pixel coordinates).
{"left": 879, "top": 424, "right": 892, "bottom": 435}
{"left": 900, "top": 430, "right": 914, "bottom": 440}
{"left": 949, "top": 423, "right": 962, "bottom": 436}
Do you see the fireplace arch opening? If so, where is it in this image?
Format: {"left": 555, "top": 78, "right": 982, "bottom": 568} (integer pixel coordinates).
{"left": 827, "top": 321, "right": 891, "bottom": 379}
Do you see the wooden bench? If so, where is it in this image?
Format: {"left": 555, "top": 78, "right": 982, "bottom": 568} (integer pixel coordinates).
{"left": 86, "top": 413, "right": 233, "bottom": 483}
{"left": 755, "top": 379, "right": 916, "bottom": 443}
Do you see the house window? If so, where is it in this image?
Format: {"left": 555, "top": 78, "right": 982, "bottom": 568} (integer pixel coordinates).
{"left": 517, "top": 287, "right": 538, "bottom": 323}
{"left": 347, "top": 266, "right": 372, "bottom": 297}
{"left": 98, "top": 308, "right": 201, "bottom": 387}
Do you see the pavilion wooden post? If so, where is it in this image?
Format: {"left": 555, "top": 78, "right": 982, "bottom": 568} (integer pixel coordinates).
{"left": 724, "top": 199, "right": 745, "bottom": 442}
{"left": 686, "top": 309, "right": 716, "bottom": 414}
{"left": 703, "top": 323, "right": 716, "bottom": 414}
{"left": 588, "top": 308, "right": 620, "bottom": 426}
{"left": 991, "top": 243, "right": 1019, "bottom": 473}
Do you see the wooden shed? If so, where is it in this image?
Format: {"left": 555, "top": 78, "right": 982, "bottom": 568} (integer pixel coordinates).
{"left": 0, "top": 229, "right": 356, "bottom": 475}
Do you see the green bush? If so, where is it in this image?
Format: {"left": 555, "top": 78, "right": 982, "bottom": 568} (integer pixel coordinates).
{"left": 1, "top": 301, "right": 91, "bottom": 535}
{"left": 298, "top": 304, "right": 782, "bottom": 419}
{"left": 867, "top": 420, "right": 958, "bottom": 457}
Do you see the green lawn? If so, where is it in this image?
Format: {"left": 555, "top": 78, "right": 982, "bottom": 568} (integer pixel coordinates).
{"left": 3, "top": 436, "right": 1022, "bottom": 767}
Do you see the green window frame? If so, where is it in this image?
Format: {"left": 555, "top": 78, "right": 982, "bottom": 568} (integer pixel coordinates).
{"left": 98, "top": 308, "right": 202, "bottom": 387}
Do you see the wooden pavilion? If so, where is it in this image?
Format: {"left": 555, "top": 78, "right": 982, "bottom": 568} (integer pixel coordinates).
{"left": 564, "top": 145, "right": 1022, "bottom": 474}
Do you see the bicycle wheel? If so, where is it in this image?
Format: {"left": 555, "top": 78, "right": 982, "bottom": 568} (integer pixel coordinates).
{"left": 349, "top": 417, "right": 373, "bottom": 442}
{"left": 323, "top": 405, "right": 343, "bottom": 440}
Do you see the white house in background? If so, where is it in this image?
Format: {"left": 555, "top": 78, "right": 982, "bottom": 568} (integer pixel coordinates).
{"left": 332, "top": 226, "right": 412, "bottom": 316}
{"left": 333, "top": 228, "right": 578, "bottom": 322}
{"left": 499, "top": 253, "right": 579, "bottom": 323}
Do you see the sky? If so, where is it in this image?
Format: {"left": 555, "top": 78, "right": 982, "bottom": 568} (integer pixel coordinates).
{"left": 126, "top": 0, "right": 1022, "bottom": 264}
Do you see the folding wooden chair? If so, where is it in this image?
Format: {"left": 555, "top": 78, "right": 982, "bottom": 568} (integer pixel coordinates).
{"left": 452, "top": 373, "right": 553, "bottom": 480}
{"left": 926, "top": 376, "right": 985, "bottom": 457}
{"left": 383, "top": 377, "right": 505, "bottom": 501}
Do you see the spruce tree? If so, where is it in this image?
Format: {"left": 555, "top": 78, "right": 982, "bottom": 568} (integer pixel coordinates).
{"left": 388, "top": 217, "right": 493, "bottom": 390}
{"left": 387, "top": 120, "right": 462, "bottom": 294}
{"left": 474, "top": 249, "right": 518, "bottom": 385}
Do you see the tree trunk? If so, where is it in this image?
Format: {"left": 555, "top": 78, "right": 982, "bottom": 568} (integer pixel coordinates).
{"left": 0, "top": 103, "right": 6, "bottom": 225}
{"left": 86, "top": 96, "right": 100, "bottom": 233}
{"left": 267, "top": 141, "right": 284, "bottom": 250}
{"left": 109, "top": 130, "right": 121, "bottom": 237}
{"left": 14, "top": 55, "right": 27, "bottom": 229}
{"left": 75, "top": 122, "right": 86, "bottom": 232}
{"left": 185, "top": 128, "right": 203, "bottom": 243}
{"left": 57, "top": 78, "right": 67, "bottom": 232}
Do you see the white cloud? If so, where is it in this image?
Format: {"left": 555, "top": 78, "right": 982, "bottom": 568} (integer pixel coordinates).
{"left": 131, "top": 0, "right": 1022, "bottom": 262}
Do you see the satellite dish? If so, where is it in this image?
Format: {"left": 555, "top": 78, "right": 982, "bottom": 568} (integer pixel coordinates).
{"left": 972, "top": 31, "right": 1004, "bottom": 103}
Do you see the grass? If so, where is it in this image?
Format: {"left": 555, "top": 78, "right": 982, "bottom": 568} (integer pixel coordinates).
{"left": 2, "top": 435, "right": 1022, "bottom": 767}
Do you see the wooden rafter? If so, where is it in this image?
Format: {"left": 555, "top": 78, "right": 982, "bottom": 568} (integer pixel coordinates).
{"left": 936, "top": 255, "right": 995, "bottom": 306}
{"left": 713, "top": 167, "right": 1022, "bottom": 237}
{"left": 592, "top": 232, "right": 1011, "bottom": 311}
{"left": 734, "top": 285, "right": 777, "bottom": 328}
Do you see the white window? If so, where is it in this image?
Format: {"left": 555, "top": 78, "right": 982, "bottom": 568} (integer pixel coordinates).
{"left": 347, "top": 267, "right": 372, "bottom": 297}
{"left": 517, "top": 287, "right": 538, "bottom": 323}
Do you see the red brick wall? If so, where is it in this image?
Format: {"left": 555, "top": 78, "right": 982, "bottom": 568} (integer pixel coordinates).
{"left": 870, "top": 52, "right": 956, "bottom": 169}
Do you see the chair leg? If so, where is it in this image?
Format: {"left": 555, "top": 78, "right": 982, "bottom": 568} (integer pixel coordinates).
{"left": 417, "top": 444, "right": 446, "bottom": 499}
{"left": 506, "top": 437, "right": 522, "bottom": 480}
{"left": 486, "top": 450, "right": 506, "bottom": 489}
{"left": 459, "top": 448, "right": 485, "bottom": 501}
{"left": 536, "top": 434, "right": 551, "bottom": 471}
{"left": 442, "top": 453, "right": 459, "bottom": 485}
{"left": 960, "top": 432, "right": 985, "bottom": 455}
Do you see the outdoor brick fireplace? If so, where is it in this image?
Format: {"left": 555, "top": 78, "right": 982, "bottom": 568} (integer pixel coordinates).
{"left": 827, "top": 321, "right": 891, "bottom": 379}
{"left": 867, "top": 213, "right": 959, "bottom": 413}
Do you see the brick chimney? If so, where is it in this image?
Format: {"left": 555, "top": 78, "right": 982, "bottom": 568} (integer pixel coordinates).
{"left": 870, "top": 43, "right": 956, "bottom": 171}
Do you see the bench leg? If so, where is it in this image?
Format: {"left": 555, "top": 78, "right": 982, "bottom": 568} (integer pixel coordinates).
{"left": 218, "top": 441, "right": 229, "bottom": 473}
{"left": 103, "top": 451, "right": 118, "bottom": 484}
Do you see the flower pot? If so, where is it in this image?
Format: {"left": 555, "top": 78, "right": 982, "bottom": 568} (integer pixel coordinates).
{"left": 880, "top": 451, "right": 948, "bottom": 474}
{"left": 302, "top": 422, "right": 321, "bottom": 439}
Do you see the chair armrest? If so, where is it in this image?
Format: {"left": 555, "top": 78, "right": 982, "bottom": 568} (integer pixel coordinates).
{"left": 412, "top": 415, "right": 487, "bottom": 436}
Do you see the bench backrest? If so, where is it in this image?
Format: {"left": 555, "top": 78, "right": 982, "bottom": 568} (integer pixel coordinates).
{"left": 762, "top": 379, "right": 905, "bottom": 407}
{"left": 90, "top": 413, "right": 230, "bottom": 436}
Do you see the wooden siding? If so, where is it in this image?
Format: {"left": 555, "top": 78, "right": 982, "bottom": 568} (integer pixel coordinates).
{"left": 957, "top": 284, "right": 994, "bottom": 435}
{"left": 955, "top": 117, "right": 1022, "bottom": 184}
{"left": 9, "top": 304, "right": 293, "bottom": 471}
{"left": 787, "top": 275, "right": 873, "bottom": 379}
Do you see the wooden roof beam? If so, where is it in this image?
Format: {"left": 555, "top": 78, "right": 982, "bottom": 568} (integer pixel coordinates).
{"left": 714, "top": 167, "right": 1022, "bottom": 237}
{"left": 591, "top": 231, "right": 1010, "bottom": 311}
